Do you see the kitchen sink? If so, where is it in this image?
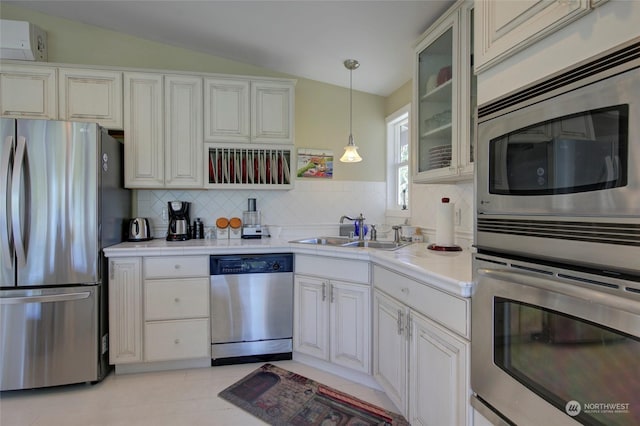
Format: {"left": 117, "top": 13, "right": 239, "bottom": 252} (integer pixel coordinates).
{"left": 341, "top": 240, "right": 411, "bottom": 250}
{"left": 291, "top": 236, "right": 351, "bottom": 246}
{"left": 291, "top": 236, "right": 410, "bottom": 251}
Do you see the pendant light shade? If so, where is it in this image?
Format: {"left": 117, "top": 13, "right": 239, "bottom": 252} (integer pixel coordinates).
{"left": 340, "top": 59, "right": 362, "bottom": 163}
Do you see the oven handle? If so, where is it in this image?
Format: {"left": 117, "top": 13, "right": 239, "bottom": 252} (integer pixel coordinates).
{"left": 477, "top": 268, "right": 640, "bottom": 316}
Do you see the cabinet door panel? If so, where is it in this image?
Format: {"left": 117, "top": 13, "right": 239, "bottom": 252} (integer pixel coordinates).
{"left": 293, "top": 275, "right": 329, "bottom": 360}
{"left": 124, "top": 72, "right": 164, "bottom": 188}
{"left": 58, "top": 68, "right": 123, "bottom": 129}
{"left": 144, "top": 278, "right": 209, "bottom": 320}
{"left": 475, "top": 0, "right": 590, "bottom": 72}
{"left": 413, "top": 1, "right": 475, "bottom": 183}
{"left": 108, "top": 257, "right": 142, "bottom": 364}
{"left": 204, "top": 78, "right": 250, "bottom": 142}
{"left": 0, "top": 65, "right": 57, "bottom": 119}
{"left": 330, "top": 281, "right": 370, "bottom": 373}
{"left": 373, "top": 290, "right": 408, "bottom": 416}
{"left": 251, "top": 81, "right": 294, "bottom": 144}
{"left": 144, "top": 318, "right": 210, "bottom": 361}
{"left": 165, "top": 75, "right": 203, "bottom": 187}
{"left": 410, "top": 311, "right": 469, "bottom": 426}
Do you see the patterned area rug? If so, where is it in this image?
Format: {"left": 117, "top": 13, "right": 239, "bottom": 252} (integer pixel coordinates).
{"left": 218, "top": 363, "right": 410, "bottom": 425}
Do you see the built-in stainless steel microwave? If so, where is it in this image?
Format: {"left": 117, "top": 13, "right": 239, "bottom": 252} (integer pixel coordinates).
{"left": 475, "top": 40, "right": 640, "bottom": 273}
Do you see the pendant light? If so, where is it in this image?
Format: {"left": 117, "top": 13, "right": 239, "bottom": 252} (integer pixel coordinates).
{"left": 340, "top": 59, "right": 363, "bottom": 163}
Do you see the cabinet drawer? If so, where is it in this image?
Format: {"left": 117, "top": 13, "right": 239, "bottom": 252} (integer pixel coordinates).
{"left": 373, "top": 265, "right": 469, "bottom": 338}
{"left": 144, "top": 319, "right": 210, "bottom": 361}
{"left": 295, "top": 254, "right": 369, "bottom": 284}
{"left": 144, "top": 278, "right": 209, "bottom": 320}
{"left": 144, "top": 256, "right": 208, "bottom": 278}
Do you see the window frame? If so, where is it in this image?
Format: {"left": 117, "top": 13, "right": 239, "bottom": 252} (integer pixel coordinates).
{"left": 386, "top": 104, "right": 411, "bottom": 217}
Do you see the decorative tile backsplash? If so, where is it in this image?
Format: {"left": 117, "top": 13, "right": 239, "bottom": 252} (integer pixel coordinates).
{"left": 136, "top": 180, "right": 387, "bottom": 238}
{"left": 135, "top": 179, "right": 474, "bottom": 244}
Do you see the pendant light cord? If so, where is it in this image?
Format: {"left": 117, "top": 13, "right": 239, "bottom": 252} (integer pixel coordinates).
{"left": 349, "top": 67, "right": 353, "bottom": 139}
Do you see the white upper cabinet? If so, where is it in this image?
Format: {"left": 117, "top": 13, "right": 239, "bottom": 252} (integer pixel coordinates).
{"left": 164, "top": 74, "right": 203, "bottom": 188}
{"left": 204, "top": 78, "right": 294, "bottom": 145}
{"left": 204, "top": 78, "right": 250, "bottom": 142}
{"left": 124, "top": 72, "right": 203, "bottom": 189}
{"left": 124, "top": 72, "right": 164, "bottom": 188}
{"left": 58, "top": 68, "right": 123, "bottom": 129}
{"left": 413, "top": 0, "right": 475, "bottom": 183}
{"left": 251, "top": 81, "right": 294, "bottom": 144}
{"left": 474, "top": 0, "right": 591, "bottom": 72}
{"left": 0, "top": 64, "right": 57, "bottom": 119}
{"left": 0, "top": 64, "right": 122, "bottom": 128}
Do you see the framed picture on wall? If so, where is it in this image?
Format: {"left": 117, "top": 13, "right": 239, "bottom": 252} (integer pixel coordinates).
{"left": 296, "top": 149, "right": 333, "bottom": 179}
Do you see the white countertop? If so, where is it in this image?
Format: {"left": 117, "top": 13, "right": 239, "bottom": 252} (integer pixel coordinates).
{"left": 105, "top": 238, "right": 474, "bottom": 297}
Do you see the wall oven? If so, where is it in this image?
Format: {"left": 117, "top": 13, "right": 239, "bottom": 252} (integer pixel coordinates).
{"left": 472, "top": 38, "right": 640, "bottom": 426}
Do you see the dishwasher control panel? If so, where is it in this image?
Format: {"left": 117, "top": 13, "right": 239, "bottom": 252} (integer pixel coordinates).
{"left": 210, "top": 253, "right": 293, "bottom": 275}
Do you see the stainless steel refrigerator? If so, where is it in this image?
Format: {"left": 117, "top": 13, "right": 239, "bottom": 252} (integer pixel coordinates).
{"left": 0, "top": 118, "right": 130, "bottom": 391}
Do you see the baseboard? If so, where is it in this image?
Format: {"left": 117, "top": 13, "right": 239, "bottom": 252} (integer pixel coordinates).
{"left": 292, "top": 352, "right": 383, "bottom": 391}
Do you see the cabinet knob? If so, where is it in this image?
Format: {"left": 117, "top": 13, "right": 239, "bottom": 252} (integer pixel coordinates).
{"left": 174, "top": 339, "right": 180, "bottom": 344}
{"left": 174, "top": 264, "right": 180, "bottom": 269}
{"left": 174, "top": 297, "right": 180, "bottom": 303}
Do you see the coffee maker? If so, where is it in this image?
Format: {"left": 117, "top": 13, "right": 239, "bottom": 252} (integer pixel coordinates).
{"left": 166, "top": 201, "right": 190, "bottom": 241}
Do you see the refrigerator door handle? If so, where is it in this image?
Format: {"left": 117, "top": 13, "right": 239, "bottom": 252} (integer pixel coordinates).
{"left": 1, "top": 135, "right": 14, "bottom": 268}
{"left": 0, "top": 291, "right": 91, "bottom": 305}
{"left": 11, "top": 136, "right": 27, "bottom": 267}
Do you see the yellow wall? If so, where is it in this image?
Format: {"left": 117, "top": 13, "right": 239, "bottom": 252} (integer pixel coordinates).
{"left": 1, "top": 4, "right": 388, "bottom": 181}
{"left": 385, "top": 79, "right": 412, "bottom": 117}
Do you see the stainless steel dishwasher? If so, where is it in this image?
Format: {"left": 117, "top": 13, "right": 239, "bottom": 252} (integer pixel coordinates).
{"left": 210, "top": 253, "right": 294, "bottom": 364}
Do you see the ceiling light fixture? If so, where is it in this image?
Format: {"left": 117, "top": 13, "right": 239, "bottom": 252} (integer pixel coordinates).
{"left": 340, "top": 59, "right": 362, "bottom": 163}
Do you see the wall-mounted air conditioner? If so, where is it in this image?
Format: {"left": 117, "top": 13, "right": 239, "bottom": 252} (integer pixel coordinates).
{"left": 0, "top": 19, "right": 48, "bottom": 61}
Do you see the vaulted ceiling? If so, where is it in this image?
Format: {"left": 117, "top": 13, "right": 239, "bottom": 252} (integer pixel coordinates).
{"left": 5, "top": 1, "right": 455, "bottom": 96}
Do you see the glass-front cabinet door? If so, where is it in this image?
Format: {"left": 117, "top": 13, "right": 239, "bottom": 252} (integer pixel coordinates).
{"left": 413, "top": 0, "right": 475, "bottom": 183}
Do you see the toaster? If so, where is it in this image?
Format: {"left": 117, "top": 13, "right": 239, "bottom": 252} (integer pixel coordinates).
{"left": 128, "top": 217, "right": 152, "bottom": 241}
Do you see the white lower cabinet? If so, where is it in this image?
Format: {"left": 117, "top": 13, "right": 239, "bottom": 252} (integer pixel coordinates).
{"left": 294, "top": 274, "right": 371, "bottom": 374}
{"left": 108, "top": 255, "right": 210, "bottom": 371}
{"left": 373, "top": 265, "right": 470, "bottom": 425}
{"left": 144, "top": 318, "right": 209, "bottom": 361}
{"left": 143, "top": 277, "right": 210, "bottom": 361}
{"left": 410, "top": 309, "right": 468, "bottom": 425}
{"left": 373, "top": 290, "right": 408, "bottom": 411}
{"left": 108, "top": 257, "right": 143, "bottom": 364}
{"left": 293, "top": 255, "right": 371, "bottom": 374}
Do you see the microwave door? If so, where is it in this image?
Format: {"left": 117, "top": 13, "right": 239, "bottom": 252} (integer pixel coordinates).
{"left": 1, "top": 118, "right": 15, "bottom": 287}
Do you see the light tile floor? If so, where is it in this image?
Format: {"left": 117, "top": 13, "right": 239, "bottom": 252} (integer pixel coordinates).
{"left": 0, "top": 361, "right": 398, "bottom": 426}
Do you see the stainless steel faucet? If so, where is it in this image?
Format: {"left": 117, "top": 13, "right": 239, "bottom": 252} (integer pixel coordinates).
{"left": 392, "top": 225, "right": 402, "bottom": 243}
{"left": 340, "top": 214, "right": 366, "bottom": 240}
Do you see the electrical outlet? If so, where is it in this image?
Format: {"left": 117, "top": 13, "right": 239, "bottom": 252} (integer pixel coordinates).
{"left": 161, "top": 207, "right": 168, "bottom": 223}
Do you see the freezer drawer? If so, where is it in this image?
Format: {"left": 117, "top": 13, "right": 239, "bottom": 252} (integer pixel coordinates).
{"left": 0, "top": 285, "right": 99, "bottom": 391}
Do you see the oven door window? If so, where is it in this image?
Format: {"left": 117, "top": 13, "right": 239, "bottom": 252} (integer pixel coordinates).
{"left": 489, "top": 105, "right": 628, "bottom": 195}
{"left": 494, "top": 298, "right": 640, "bottom": 425}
